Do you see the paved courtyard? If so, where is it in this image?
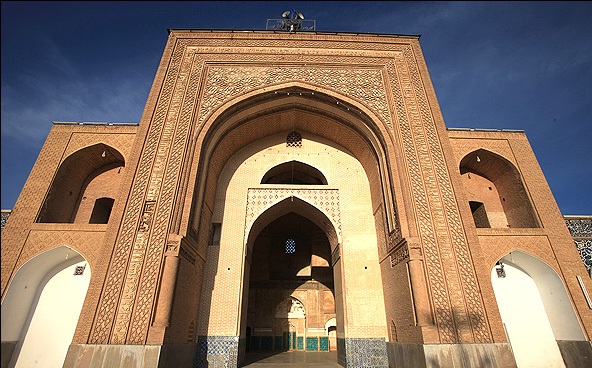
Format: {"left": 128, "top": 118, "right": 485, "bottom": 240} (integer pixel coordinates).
{"left": 242, "top": 351, "right": 341, "bottom": 367}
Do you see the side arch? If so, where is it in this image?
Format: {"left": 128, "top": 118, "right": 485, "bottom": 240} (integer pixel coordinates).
{"left": 491, "top": 250, "right": 586, "bottom": 367}
{"left": 460, "top": 149, "right": 539, "bottom": 228}
{"left": 1, "top": 246, "right": 92, "bottom": 368}
{"left": 37, "top": 143, "right": 125, "bottom": 223}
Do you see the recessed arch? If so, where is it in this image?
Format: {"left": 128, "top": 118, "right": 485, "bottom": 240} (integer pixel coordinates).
{"left": 246, "top": 196, "right": 340, "bottom": 253}
{"left": 1, "top": 246, "right": 91, "bottom": 368}
{"left": 460, "top": 149, "right": 538, "bottom": 228}
{"left": 243, "top": 198, "right": 337, "bottom": 356}
{"left": 38, "top": 143, "right": 125, "bottom": 223}
{"left": 186, "top": 81, "right": 390, "bottom": 366}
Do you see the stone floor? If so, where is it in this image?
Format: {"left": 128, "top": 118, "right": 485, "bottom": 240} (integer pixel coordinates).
{"left": 242, "top": 351, "right": 341, "bottom": 367}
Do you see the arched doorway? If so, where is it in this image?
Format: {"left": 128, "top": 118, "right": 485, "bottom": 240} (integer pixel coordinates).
{"left": 491, "top": 251, "right": 586, "bottom": 368}
{"left": 1, "top": 246, "right": 91, "bottom": 368}
{"left": 243, "top": 209, "right": 336, "bottom": 358}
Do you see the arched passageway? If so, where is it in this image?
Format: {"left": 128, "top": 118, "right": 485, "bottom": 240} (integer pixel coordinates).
{"left": 491, "top": 251, "right": 585, "bottom": 368}
{"left": 242, "top": 202, "right": 338, "bottom": 364}
{"left": 1, "top": 246, "right": 91, "bottom": 368}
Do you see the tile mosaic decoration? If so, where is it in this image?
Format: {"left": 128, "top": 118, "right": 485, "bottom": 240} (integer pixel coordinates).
{"left": 195, "top": 335, "right": 239, "bottom": 368}
{"left": 306, "top": 337, "right": 319, "bottom": 351}
{"left": 566, "top": 217, "right": 592, "bottom": 271}
{"left": 319, "top": 337, "right": 329, "bottom": 351}
{"left": 343, "top": 337, "right": 389, "bottom": 368}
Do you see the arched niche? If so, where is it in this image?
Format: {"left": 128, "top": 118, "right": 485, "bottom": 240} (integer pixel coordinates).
{"left": 491, "top": 251, "right": 585, "bottom": 367}
{"left": 38, "top": 143, "right": 125, "bottom": 223}
{"left": 1, "top": 246, "right": 91, "bottom": 368}
{"left": 460, "top": 149, "right": 538, "bottom": 228}
{"left": 261, "top": 160, "right": 328, "bottom": 185}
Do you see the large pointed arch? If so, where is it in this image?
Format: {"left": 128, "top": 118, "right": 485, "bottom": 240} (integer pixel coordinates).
{"left": 184, "top": 81, "right": 392, "bottom": 367}
{"left": 180, "top": 81, "right": 402, "bottom": 241}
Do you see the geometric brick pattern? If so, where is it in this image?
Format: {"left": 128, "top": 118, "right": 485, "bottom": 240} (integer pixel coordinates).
{"left": 246, "top": 188, "right": 341, "bottom": 239}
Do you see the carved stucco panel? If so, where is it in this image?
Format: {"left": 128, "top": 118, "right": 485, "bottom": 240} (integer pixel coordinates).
{"left": 387, "top": 46, "right": 492, "bottom": 343}
{"left": 197, "top": 63, "right": 392, "bottom": 130}
{"left": 90, "top": 39, "right": 198, "bottom": 344}
{"left": 128, "top": 53, "right": 205, "bottom": 343}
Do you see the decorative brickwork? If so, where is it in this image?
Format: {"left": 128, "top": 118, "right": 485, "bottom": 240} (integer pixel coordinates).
{"left": 246, "top": 188, "right": 342, "bottom": 239}
{"left": 3, "top": 31, "right": 591, "bottom": 368}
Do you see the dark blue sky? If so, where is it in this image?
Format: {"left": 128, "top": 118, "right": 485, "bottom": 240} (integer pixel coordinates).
{"left": 2, "top": 1, "right": 591, "bottom": 214}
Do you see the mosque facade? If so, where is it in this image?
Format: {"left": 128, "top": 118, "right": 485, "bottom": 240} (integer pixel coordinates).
{"left": 1, "top": 30, "right": 591, "bottom": 368}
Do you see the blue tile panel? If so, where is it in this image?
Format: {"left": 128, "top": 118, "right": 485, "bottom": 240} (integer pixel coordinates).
{"left": 344, "top": 338, "right": 388, "bottom": 368}
{"left": 274, "top": 336, "right": 283, "bottom": 350}
{"left": 306, "top": 337, "right": 319, "bottom": 351}
{"left": 297, "top": 336, "right": 304, "bottom": 350}
{"left": 195, "top": 335, "right": 239, "bottom": 368}
{"left": 319, "top": 337, "right": 329, "bottom": 351}
{"left": 261, "top": 336, "right": 273, "bottom": 350}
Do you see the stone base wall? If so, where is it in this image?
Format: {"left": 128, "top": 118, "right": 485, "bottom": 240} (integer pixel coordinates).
{"left": 387, "top": 342, "right": 517, "bottom": 368}
{"left": 1, "top": 341, "right": 16, "bottom": 368}
{"left": 63, "top": 344, "right": 162, "bottom": 368}
{"left": 62, "top": 343, "right": 195, "bottom": 368}
{"left": 557, "top": 340, "right": 592, "bottom": 368}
